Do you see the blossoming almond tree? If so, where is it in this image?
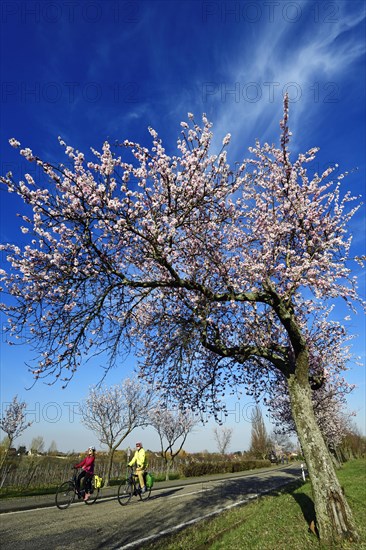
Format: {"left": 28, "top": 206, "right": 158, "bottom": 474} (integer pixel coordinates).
{"left": 0, "top": 396, "right": 32, "bottom": 470}
{"left": 149, "top": 407, "right": 197, "bottom": 480}
{"left": 0, "top": 97, "right": 364, "bottom": 543}
{"left": 79, "top": 378, "right": 154, "bottom": 486}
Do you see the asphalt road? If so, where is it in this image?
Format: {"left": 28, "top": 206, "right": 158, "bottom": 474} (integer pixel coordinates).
{"left": 0, "top": 465, "right": 302, "bottom": 549}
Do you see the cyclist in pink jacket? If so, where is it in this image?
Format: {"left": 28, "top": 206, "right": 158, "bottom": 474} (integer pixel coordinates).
{"left": 74, "top": 446, "right": 96, "bottom": 500}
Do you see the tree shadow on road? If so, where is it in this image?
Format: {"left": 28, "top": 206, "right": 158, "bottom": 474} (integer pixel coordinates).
{"left": 97, "top": 470, "right": 313, "bottom": 549}
{"left": 148, "top": 487, "right": 184, "bottom": 500}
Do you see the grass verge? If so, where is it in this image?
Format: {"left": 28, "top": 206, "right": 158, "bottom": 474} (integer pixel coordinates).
{"left": 0, "top": 486, "right": 59, "bottom": 499}
{"left": 141, "top": 459, "right": 366, "bottom": 550}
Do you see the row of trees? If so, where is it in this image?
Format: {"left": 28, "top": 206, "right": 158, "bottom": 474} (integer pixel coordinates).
{"left": 0, "top": 383, "right": 199, "bottom": 486}
{"left": 2, "top": 387, "right": 361, "bottom": 487}
{"left": 1, "top": 97, "right": 364, "bottom": 543}
{"left": 213, "top": 412, "right": 294, "bottom": 459}
{"left": 1, "top": 438, "right": 59, "bottom": 456}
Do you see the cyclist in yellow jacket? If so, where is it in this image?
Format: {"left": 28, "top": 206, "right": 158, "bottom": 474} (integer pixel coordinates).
{"left": 128, "top": 442, "right": 147, "bottom": 493}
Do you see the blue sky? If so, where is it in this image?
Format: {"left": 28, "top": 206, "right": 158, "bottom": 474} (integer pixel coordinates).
{"left": 0, "top": 0, "right": 365, "bottom": 453}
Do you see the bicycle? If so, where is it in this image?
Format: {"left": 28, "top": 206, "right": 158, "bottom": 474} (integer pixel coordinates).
{"left": 117, "top": 466, "right": 152, "bottom": 506}
{"left": 55, "top": 467, "right": 101, "bottom": 509}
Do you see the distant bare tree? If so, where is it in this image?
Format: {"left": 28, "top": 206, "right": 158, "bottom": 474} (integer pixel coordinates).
{"left": 31, "top": 436, "right": 45, "bottom": 454}
{"left": 48, "top": 440, "right": 58, "bottom": 454}
{"left": 249, "top": 406, "right": 271, "bottom": 459}
{"left": 213, "top": 426, "right": 233, "bottom": 454}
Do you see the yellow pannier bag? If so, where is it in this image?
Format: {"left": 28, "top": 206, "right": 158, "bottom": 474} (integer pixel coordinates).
{"left": 94, "top": 474, "right": 103, "bottom": 488}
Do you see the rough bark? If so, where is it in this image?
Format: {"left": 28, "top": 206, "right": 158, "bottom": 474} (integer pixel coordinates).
{"left": 164, "top": 458, "right": 172, "bottom": 481}
{"left": 104, "top": 447, "right": 115, "bottom": 487}
{"left": 287, "top": 374, "right": 360, "bottom": 545}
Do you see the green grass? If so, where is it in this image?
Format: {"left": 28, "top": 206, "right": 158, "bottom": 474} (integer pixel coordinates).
{"left": 0, "top": 485, "right": 59, "bottom": 499}
{"left": 142, "top": 459, "right": 366, "bottom": 550}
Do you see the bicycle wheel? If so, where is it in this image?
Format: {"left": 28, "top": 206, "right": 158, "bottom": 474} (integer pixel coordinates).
{"left": 117, "top": 480, "right": 133, "bottom": 506}
{"left": 55, "top": 481, "right": 75, "bottom": 509}
{"left": 139, "top": 485, "right": 151, "bottom": 501}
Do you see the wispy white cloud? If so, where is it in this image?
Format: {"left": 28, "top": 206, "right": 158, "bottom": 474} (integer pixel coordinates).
{"left": 206, "top": 0, "right": 365, "bottom": 155}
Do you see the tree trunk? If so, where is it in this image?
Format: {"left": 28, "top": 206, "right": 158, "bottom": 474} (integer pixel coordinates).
{"left": 0, "top": 449, "right": 9, "bottom": 471}
{"left": 287, "top": 375, "right": 360, "bottom": 545}
{"left": 0, "top": 438, "right": 13, "bottom": 471}
{"left": 165, "top": 459, "right": 172, "bottom": 481}
{"left": 104, "top": 447, "right": 115, "bottom": 487}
